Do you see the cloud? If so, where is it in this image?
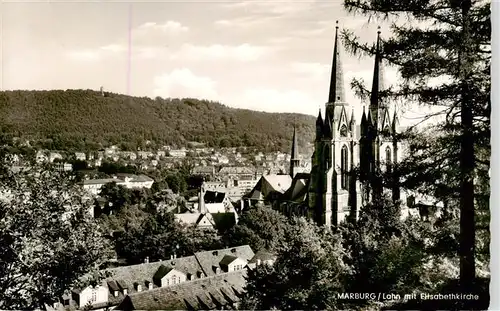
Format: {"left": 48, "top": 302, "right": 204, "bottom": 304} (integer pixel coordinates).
{"left": 137, "top": 20, "right": 189, "bottom": 34}
{"left": 174, "top": 43, "right": 270, "bottom": 62}
{"left": 214, "top": 15, "right": 281, "bottom": 28}
{"left": 153, "top": 68, "right": 219, "bottom": 101}
{"left": 291, "top": 62, "right": 330, "bottom": 77}
{"left": 241, "top": 88, "right": 317, "bottom": 115}
{"left": 66, "top": 44, "right": 128, "bottom": 62}
{"left": 66, "top": 50, "right": 101, "bottom": 61}
{"left": 220, "top": 0, "right": 317, "bottom": 16}
{"left": 135, "top": 43, "right": 271, "bottom": 62}
{"left": 100, "top": 44, "right": 127, "bottom": 53}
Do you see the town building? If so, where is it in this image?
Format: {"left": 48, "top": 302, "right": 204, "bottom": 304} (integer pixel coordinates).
{"left": 51, "top": 245, "right": 259, "bottom": 310}
{"left": 82, "top": 174, "right": 154, "bottom": 196}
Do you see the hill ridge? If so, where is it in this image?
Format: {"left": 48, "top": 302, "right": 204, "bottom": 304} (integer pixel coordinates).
{"left": 0, "top": 89, "right": 315, "bottom": 152}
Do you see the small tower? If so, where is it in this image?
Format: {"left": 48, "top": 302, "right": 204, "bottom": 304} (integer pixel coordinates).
{"left": 289, "top": 125, "right": 300, "bottom": 178}
{"left": 198, "top": 186, "right": 206, "bottom": 214}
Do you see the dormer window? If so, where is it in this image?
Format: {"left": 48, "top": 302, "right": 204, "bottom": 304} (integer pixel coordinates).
{"left": 114, "top": 290, "right": 119, "bottom": 297}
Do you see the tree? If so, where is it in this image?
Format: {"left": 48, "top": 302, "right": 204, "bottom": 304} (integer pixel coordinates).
{"left": 342, "top": 0, "right": 490, "bottom": 292}
{"left": 222, "top": 205, "right": 289, "bottom": 252}
{"left": 0, "top": 163, "right": 112, "bottom": 309}
{"left": 241, "top": 217, "right": 352, "bottom": 310}
{"left": 99, "top": 182, "right": 132, "bottom": 211}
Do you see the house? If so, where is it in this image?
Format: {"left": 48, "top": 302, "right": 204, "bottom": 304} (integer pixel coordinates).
{"left": 54, "top": 162, "right": 73, "bottom": 172}
{"left": 82, "top": 174, "right": 154, "bottom": 196}
{"left": 36, "top": 150, "right": 48, "bottom": 163}
{"left": 49, "top": 152, "right": 64, "bottom": 163}
{"left": 116, "top": 270, "right": 247, "bottom": 310}
{"left": 219, "top": 255, "right": 247, "bottom": 273}
{"left": 55, "top": 245, "right": 254, "bottom": 310}
{"left": 193, "top": 245, "right": 254, "bottom": 277}
{"left": 169, "top": 149, "right": 187, "bottom": 158}
{"left": 70, "top": 282, "right": 109, "bottom": 309}
{"left": 246, "top": 174, "right": 293, "bottom": 206}
{"left": 175, "top": 187, "right": 239, "bottom": 232}
{"left": 74, "top": 152, "right": 86, "bottom": 161}
{"left": 247, "top": 250, "right": 277, "bottom": 269}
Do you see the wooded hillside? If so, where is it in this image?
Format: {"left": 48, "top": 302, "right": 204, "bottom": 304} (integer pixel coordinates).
{"left": 0, "top": 90, "right": 315, "bottom": 152}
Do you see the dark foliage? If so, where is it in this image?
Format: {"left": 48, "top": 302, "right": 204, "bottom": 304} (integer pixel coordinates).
{"left": 0, "top": 90, "right": 315, "bottom": 152}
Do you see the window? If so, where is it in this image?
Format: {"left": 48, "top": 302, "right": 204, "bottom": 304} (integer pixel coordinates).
{"left": 172, "top": 276, "right": 177, "bottom": 285}
{"left": 386, "top": 147, "right": 392, "bottom": 173}
{"left": 340, "top": 125, "right": 348, "bottom": 137}
{"left": 91, "top": 289, "right": 97, "bottom": 302}
{"left": 341, "top": 145, "right": 348, "bottom": 190}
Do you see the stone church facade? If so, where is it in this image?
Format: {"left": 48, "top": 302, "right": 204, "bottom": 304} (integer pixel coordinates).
{"left": 286, "top": 23, "right": 404, "bottom": 227}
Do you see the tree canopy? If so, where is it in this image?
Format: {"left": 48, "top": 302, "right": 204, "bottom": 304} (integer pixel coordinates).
{"left": 0, "top": 90, "right": 314, "bottom": 152}
{"left": 0, "top": 161, "right": 112, "bottom": 309}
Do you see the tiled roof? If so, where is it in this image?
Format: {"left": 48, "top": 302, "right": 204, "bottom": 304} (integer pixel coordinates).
{"left": 83, "top": 178, "right": 120, "bottom": 185}
{"left": 194, "top": 245, "right": 254, "bottom": 277}
{"left": 116, "top": 271, "right": 247, "bottom": 310}
{"left": 218, "top": 167, "right": 254, "bottom": 175}
{"left": 104, "top": 255, "right": 205, "bottom": 305}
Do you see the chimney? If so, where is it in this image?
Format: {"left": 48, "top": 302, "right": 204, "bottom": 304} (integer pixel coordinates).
{"left": 257, "top": 259, "right": 262, "bottom": 266}
{"left": 170, "top": 255, "right": 173, "bottom": 260}
{"left": 231, "top": 248, "right": 236, "bottom": 253}
{"left": 174, "top": 254, "right": 177, "bottom": 259}
{"left": 144, "top": 256, "right": 149, "bottom": 264}
{"left": 123, "top": 288, "right": 128, "bottom": 295}
{"left": 148, "top": 281, "right": 153, "bottom": 290}
{"left": 212, "top": 251, "right": 218, "bottom": 256}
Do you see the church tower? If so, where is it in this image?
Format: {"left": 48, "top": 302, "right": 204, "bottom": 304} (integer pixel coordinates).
{"left": 308, "top": 21, "right": 361, "bottom": 227}
{"left": 360, "top": 28, "right": 400, "bottom": 203}
{"left": 289, "top": 125, "right": 300, "bottom": 178}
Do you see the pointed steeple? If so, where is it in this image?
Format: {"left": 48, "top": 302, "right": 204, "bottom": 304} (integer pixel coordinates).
{"left": 370, "top": 27, "right": 386, "bottom": 123}
{"left": 328, "top": 21, "right": 346, "bottom": 105}
{"left": 392, "top": 109, "right": 399, "bottom": 133}
{"left": 291, "top": 125, "right": 299, "bottom": 160}
{"left": 290, "top": 124, "right": 300, "bottom": 178}
{"left": 316, "top": 109, "right": 324, "bottom": 140}
{"left": 349, "top": 107, "right": 356, "bottom": 131}
{"left": 324, "top": 112, "right": 332, "bottom": 139}
{"left": 361, "top": 106, "right": 367, "bottom": 136}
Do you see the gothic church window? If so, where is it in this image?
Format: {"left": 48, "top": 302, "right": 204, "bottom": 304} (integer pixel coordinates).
{"left": 386, "top": 146, "right": 392, "bottom": 173}
{"left": 340, "top": 125, "right": 348, "bottom": 137}
{"left": 341, "top": 145, "right": 348, "bottom": 189}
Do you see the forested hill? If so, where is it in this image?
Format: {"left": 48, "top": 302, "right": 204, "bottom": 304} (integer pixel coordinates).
{"left": 0, "top": 90, "right": 315, "bottom": 152}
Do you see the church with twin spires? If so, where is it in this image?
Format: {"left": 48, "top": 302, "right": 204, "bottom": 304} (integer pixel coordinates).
{"left": 283, "top": 22, "right": 403, "bottom": 227}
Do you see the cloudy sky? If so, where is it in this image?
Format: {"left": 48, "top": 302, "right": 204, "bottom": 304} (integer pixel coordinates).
{"left": 1, "top": 0, "right": 437, "bottom": 126}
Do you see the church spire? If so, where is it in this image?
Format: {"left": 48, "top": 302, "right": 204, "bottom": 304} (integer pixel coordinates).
{"left": 370, "top": 27, "right": 386, "bottom": 124}
{"left": 290, "top": 124, "right": 300, "bottom": 178}
{"left": 328, "top": 21, "right": 346, "bottom": 105}
{"left": 291, "top": 124, "right": 299, "bottom": 160}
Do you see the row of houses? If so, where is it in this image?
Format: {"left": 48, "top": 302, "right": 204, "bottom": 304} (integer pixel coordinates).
{"left": 50, "top": 245, "right": 276, "bottom": 310}
{"left": 82, "top": 174, "right": 155, "bottom": 196}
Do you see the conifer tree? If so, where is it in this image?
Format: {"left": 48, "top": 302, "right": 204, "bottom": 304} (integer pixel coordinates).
{"left": 342, "top": 0, "right": 490, "bottom": 293}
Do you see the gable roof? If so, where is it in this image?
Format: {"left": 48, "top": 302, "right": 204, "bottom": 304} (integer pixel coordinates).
{"left": 246, "top": 174, "right": 292, "bottom": 201}
{"left": 194, "top": 245, "right": 254, "bottom": 277}
{"left": 103, "top": 255, "right": 204, "bottom": 305}
{"left": 116, "top": 271, "right": 247, "bottom": 310}
{"left": 219, "top": 255, "right": 239, "bottom": 266}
